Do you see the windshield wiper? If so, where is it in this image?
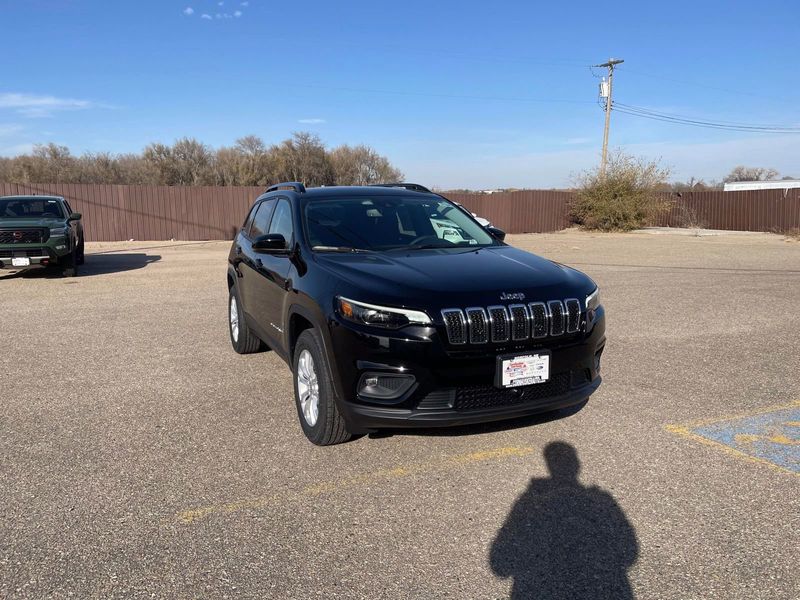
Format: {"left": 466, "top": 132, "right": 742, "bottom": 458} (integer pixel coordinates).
{"left": 312, "top": 245, "right": 374, "bottom": 253}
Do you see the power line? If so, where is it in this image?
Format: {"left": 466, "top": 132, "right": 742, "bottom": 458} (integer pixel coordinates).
{"left": 615, "top": 65, "right": 797, "bottom": 106}
{"left": 612, "top": 102, "right": 800, "bottom": 133}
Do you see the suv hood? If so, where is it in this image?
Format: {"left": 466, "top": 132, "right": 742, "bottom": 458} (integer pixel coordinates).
{"left": 316, "top": 246, "right": 594, "bottom": 309}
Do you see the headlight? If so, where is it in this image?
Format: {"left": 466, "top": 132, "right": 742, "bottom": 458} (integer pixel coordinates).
{"left": 586, "top": 287, "right": 600, "bottom": 311}
{"left": 337, "top": 296, "right": 431, "bottom": 329}
{"left": 49, "top": 227, "right": 67, "bottom": 237}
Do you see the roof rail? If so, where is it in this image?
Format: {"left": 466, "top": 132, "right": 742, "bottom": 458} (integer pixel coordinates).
{"left": 370, "top": 183, "right": 433, "bottom": 193}
{"left": 265, "top": 181, "right": 306, "bottom": 194}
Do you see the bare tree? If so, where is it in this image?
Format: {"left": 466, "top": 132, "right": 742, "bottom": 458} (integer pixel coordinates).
{"left": 330, "top": 144, "right": 403, "bottom": 185}
{"left": 723, "top": 166, "right": 779, "bottom": 183}
{"left": 271, "top": 132, "right": 335, "bottom": 187}
{"left": 0, "top": 134, "right": 402, "bottom": 187}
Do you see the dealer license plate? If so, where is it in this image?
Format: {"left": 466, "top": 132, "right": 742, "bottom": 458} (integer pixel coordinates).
{"left": 11, "top": 257, "right": 31, "bottom": 267}
{"left": 496, "top": 353, "right": 550, "bottom": 388}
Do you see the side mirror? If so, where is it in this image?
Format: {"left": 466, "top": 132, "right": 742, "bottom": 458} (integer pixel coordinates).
{"left": 68, "top": 212, "right": 82, "bottom": 221}
{"left": 252, "top": 233, "right": 288, "bottom": 253}
{"left": 486, "top": 226, "right": 506, "bottom": 241}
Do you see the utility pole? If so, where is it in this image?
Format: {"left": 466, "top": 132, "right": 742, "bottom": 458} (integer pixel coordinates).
{"left": 595, "top": 57, "right": 624, "bottom": 175}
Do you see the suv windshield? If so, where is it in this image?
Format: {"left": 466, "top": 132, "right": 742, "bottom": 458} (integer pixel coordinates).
{"left": 304, "top": 195, "right": 496, "bottom": 251}
{"left": 0, "top": 198, "right": 64, "bottom": 219}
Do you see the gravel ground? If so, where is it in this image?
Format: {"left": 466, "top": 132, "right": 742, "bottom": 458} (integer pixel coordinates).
{"left": 1, "top": 231, "right": 798, "bottom": 599}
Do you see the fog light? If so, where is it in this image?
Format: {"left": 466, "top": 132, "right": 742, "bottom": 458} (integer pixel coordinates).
{"left": 358, "top": 373, "right": 416, "bottom": 400}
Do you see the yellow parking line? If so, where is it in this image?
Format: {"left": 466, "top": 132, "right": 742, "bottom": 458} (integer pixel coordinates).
{"left": 175, "top": 445, "right": 535, "bottom": 524}
{"left": 664, "top": 399, "right": 800, "bottom": 477}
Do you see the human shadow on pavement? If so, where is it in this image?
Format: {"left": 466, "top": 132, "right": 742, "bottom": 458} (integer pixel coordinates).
{"left": 490, "top": 442, "right": 639, "bottom": 600}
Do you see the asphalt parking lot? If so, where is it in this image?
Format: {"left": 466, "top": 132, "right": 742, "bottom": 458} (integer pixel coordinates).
{"left": 1, "top": 230, "right": 799, "bottom": 599}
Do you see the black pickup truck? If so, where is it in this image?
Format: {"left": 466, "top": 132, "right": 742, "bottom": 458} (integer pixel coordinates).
{"left": 227, "top": 183, "right": 604, "bottom": 445}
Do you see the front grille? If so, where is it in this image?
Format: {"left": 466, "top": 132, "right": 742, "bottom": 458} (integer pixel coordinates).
{"left": 565, "top": 299, "right": 581, "bottom": 333}
{"left": 441, "top": 298, "right": 583, "bottom": 346}
{"left": 548, "top": 300, "right": 565, "bottom": 336}
{"left": 529, "top": 302, "right": 548, "bottom": 338}
{"left": 465, "top": 307, "right": 488, "bottom": 344}
{"left": 0, "top": 229, "right": 46, "bottom": 244}
{"left": 442, "top": 309, "right": 466, "bottom": 345}
{"left": 0, "top": 248, "right": 50, "bottom": 258}
{"left": 454, "top": 372, "right": 572, "bottom": 411}
{"left": 488, "top": 306, "right": 510, "bottom": 342}
{"left": 509, "top": 304, "right": 529, "bottom": 340}
{"left": 416, "top": 371, "right": 577, "bottom": 411}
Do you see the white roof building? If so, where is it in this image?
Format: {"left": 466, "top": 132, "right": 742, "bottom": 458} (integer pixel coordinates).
{"left": 723, "top": 180, "right": 800, "bottom": 192}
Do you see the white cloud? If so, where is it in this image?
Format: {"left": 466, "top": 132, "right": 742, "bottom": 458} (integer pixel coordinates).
{"left": 183, "top": 7, "right": 194, "bottom": 15}
{"left": 0, "top": 93, "right": 100, "bottom": 118}
{"left": 201, "top": 13, "right": 212, "bottom": 19}
{"left": 241, "top": 1, "right": 249, "bottom": 5}
{"left": 298, "top": 118, "right": 326, "bottom": 124}
{"left": 218, "top": 1, "right": 224, "bottom": 5}
{"left": 234, "top": 10, "right": 242, "bottom": 17}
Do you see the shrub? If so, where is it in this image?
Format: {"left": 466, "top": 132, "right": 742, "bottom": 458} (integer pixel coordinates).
{"left": 571, "top": 151, "right": 671, "bottom": 231}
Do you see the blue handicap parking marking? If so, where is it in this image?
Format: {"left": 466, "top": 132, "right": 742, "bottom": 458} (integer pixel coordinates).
{"left": 691, "top": 405, "right": 800, "bottom": 473}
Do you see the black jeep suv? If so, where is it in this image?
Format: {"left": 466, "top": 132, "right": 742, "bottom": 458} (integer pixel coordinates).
{"left": 227, "top": 183, "right": 605, "bottom": 445}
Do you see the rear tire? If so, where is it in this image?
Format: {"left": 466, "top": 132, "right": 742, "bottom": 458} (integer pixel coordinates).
{"left": 293, "top": 329, "right": 352, "bottom": 446}
{"left": 228, "top": 285, "right": 262, "bottom": 354}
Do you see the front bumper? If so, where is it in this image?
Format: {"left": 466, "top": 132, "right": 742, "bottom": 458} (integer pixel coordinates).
{"left": 345, "top": 377, "right": 600, "bottom": 430}
{"left": 325, "top": 308, "right": 606, "bottom": 432}
{"left": 0, "top": 239, "right": 70, "bottom": 270}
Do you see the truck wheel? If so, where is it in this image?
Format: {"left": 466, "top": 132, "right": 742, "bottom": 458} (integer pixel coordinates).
{"left": 62, "top": 249, "right": 79, "bottom": 277}
{"left": 293, "top": 329, "right": 352, "bottom": 446}
{"left": 76, "top": 237, "right": 85, "bottom": 265}
{"left": 228, "top": 285, "right": 262, "bottom": 354}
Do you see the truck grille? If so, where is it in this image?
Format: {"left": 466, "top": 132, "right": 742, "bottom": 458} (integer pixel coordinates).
{"left": 455, "top": 372, "right": 572, "bottom": 410}
{"left": 0, "top": 229, "right": 46, "bottom": 244}
{"left": 0, "top": 248, "right": 50, "bottom": 258}
{"left": 416, "top": 372, "right": 573, "bottom": 411}
{"left": 441, "top": 299, "right": 581, "bottom": 345}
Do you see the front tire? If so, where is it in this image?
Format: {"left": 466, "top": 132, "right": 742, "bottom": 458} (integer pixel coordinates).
{"left": 61, "top": 248, "right": 78, "bottom": 277}
{"left": 76, "top": 237, "right": 85, "bottom": 265}
{"left": 293, "top": 329, "right": 352, "bottom": 446}
{"left": 228, "top": 286, "right": 262, "bottom": 354}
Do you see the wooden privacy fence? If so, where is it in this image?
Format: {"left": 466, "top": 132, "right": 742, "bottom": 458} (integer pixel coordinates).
{"left": 447, "top": 190, "right": 574, "bottom": 234}
{"left": 1, "top": 183, "right": 798, "bottom": 240}
{"left": 652, "top": 189, "right": 800, "bottom": 232}
{"left": 0, "top": 183, "right": 263, "bottom": 241}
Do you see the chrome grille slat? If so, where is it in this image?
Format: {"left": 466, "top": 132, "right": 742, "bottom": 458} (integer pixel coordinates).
{"left": 487, "top": 305, "right": 510, "bottom": 343}
{"left": 441, "top": 298, "right": 583, "bottom": 345}
{"left": 508, "top": 304, "right": 529, "bottom": 341}
{"left": 565, "top": 298, "right": 581, "bottom": 333}
{"left": 441, "top": 309, "right": 466, "bottom": 345}
{"left": 528, "top": 302, "right": 548, "bottom": 338}
{"left": 465, "top": 307, "right": 489, "bottom": 344}
{"left": 548, "top": 300, "right": 565, "bottom": 336}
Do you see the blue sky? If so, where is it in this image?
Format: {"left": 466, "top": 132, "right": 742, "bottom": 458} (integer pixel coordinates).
{"left": 1, "top": 0, "right": 798, "bottom": 188}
